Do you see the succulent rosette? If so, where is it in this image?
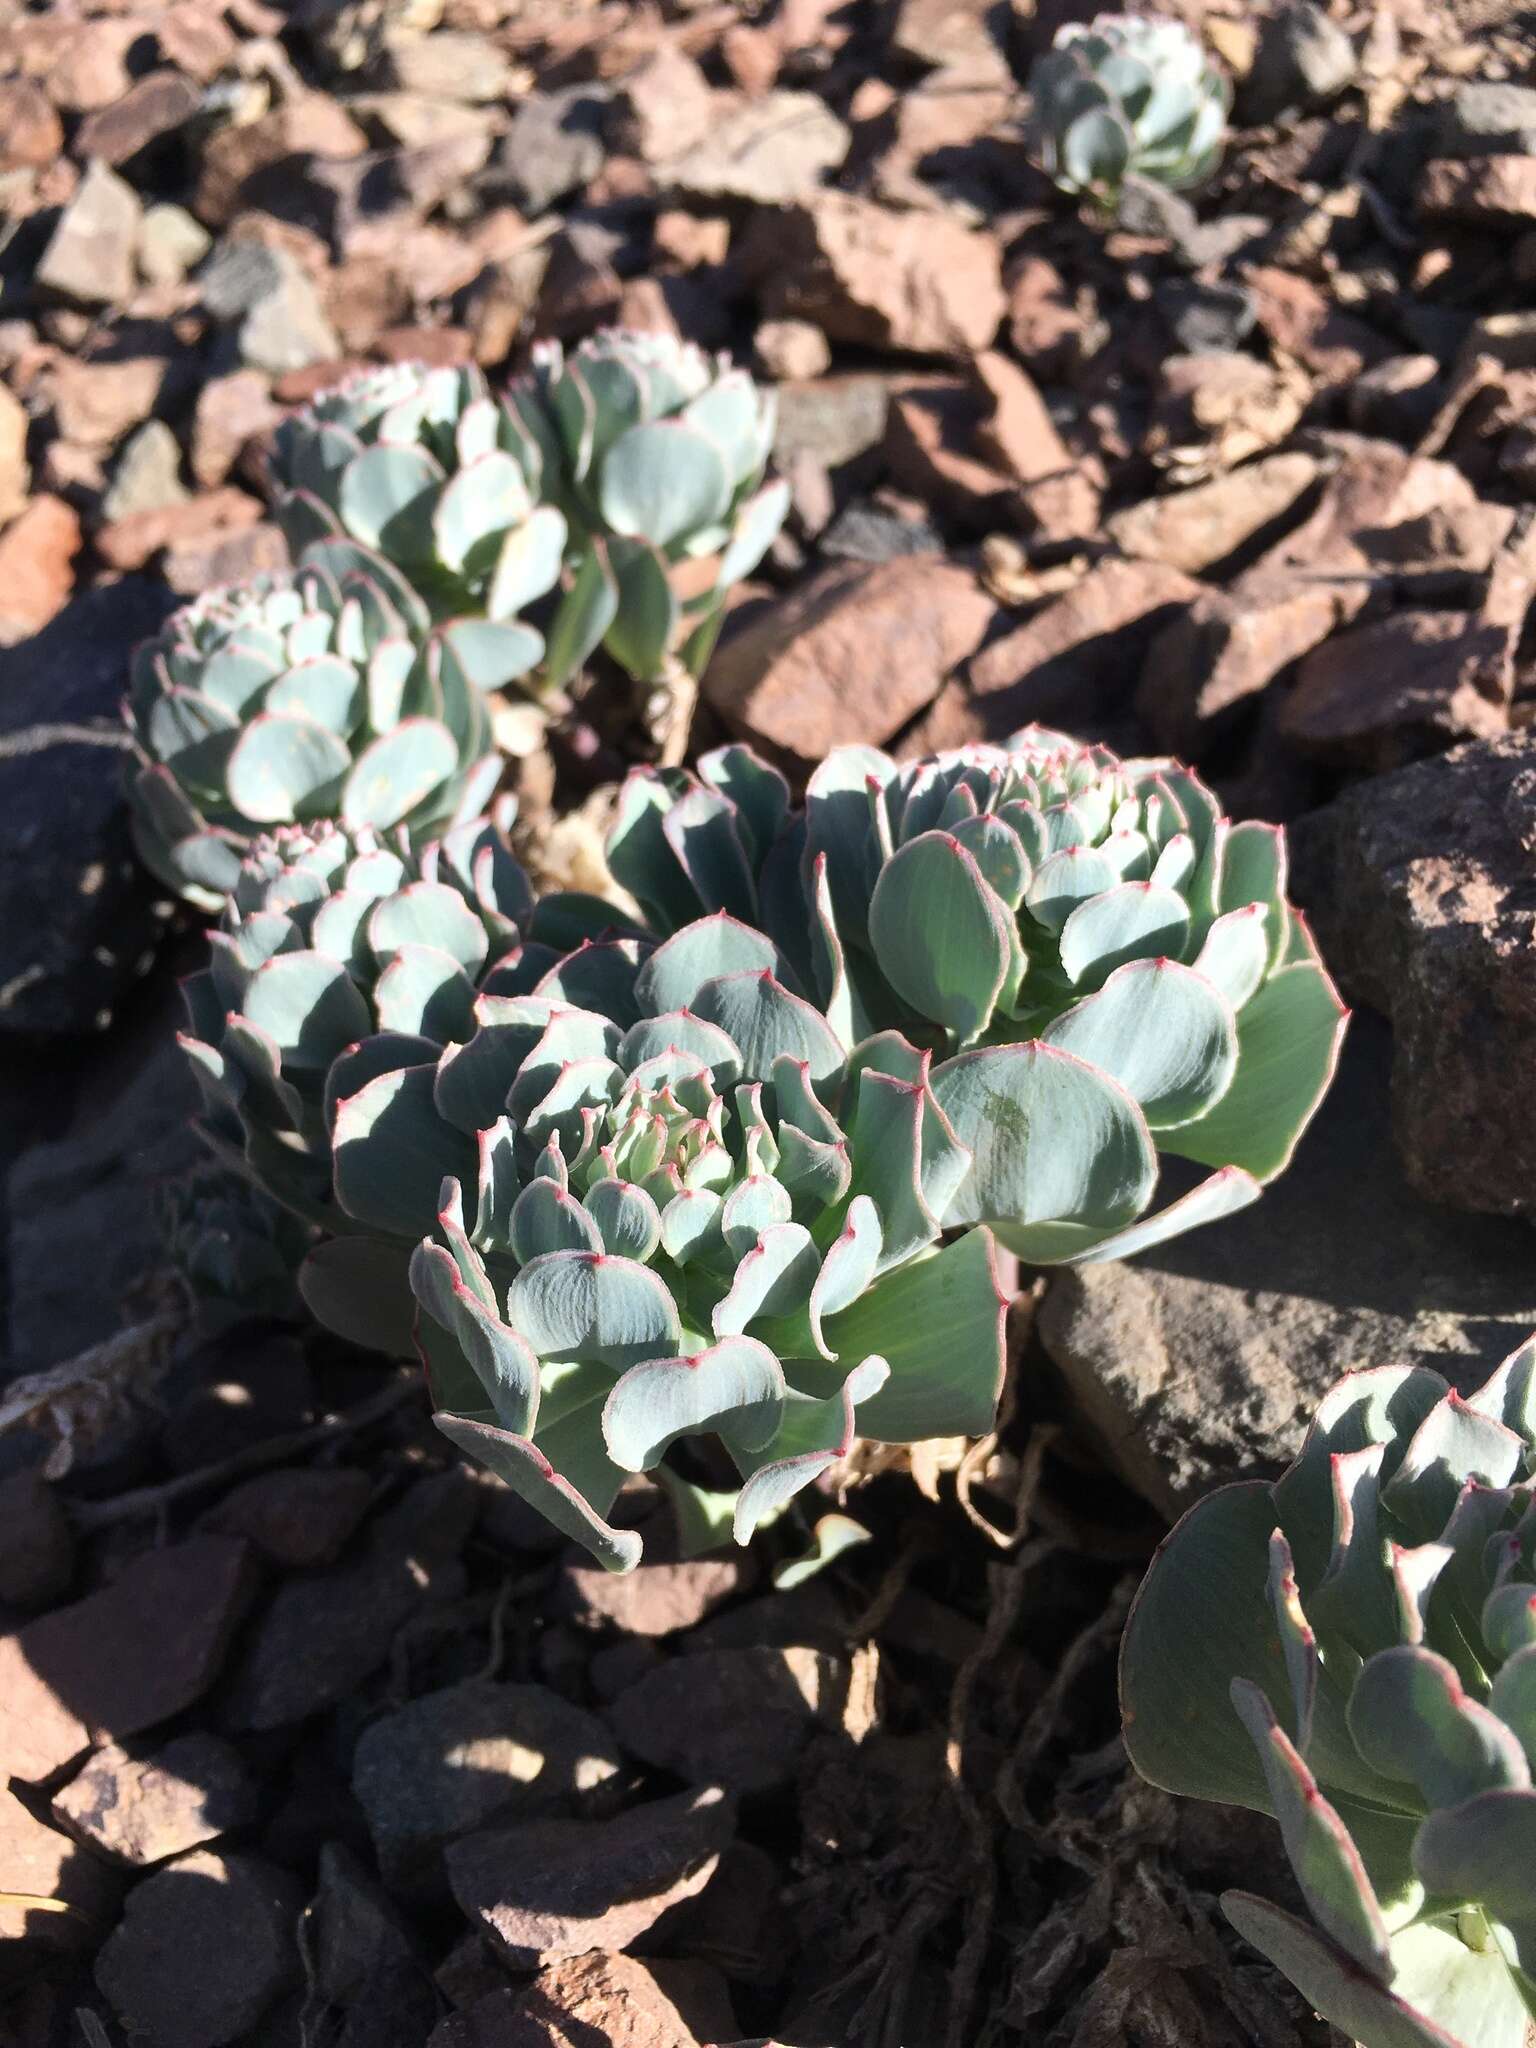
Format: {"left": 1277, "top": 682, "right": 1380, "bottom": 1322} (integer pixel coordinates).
{"left": 1026, "top": 12, "right": 1229, "bottom": 207}
{"left": 1123, "top": 1337, "right": 1536, "bottom": 2048}
{"left": 125, "top": 557, "right": 532, "bottom": 911}
{"left": 604, "top": 729, "right": 1346, "bottom": 1263}
{"left": 269, "top": 360, "right": 568, "bottom": 645}
{"left": 506, "top": 329, "right": 790, "bottom": 685}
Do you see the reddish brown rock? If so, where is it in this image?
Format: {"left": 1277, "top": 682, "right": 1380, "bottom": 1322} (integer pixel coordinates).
{"left": 511, "top": 1952, "right": 704, "bottom": 2048}
{"left": 165, "top": 519, "right": 289, "bottom": 595}
{"left": 200, "top": 1468, "right": 372, "bottom": 1569}
{"left": 704, "top": 555, "right": 996, "bottom": 764}
{"left": 1108, "top": 451, "right": 1321, "bottom": 576}
{"left": 0, "top": 381, "right": 28, "bottom": 526}
{"left": 609, "top": 1647, "right": 846, "bottom": 1794}
{"left": 560, "top": 1540, "right": 753, "bottom": 1637}
{"left": 0, "top": 495, "right": 81, "bottom": 646}
{"left": 1148, "top": 351, "right": 1308, "bottom": 473}
{"left": 96, "top": 486, "right": 264, "bottom": 574}
{"left": 0, "top": 79, "right": 63, "bottom": 169}
{"left": 42, "top": 18, "right": 139, "bottom": 112}
{"left": 741, "top": 191, "right": 1004, "bottom": 357}
{"left": 194, "top": 98, "right": 370, "bottom": 228}
{"left": 884, "top": 383, "right": 1017, "bottom": 530}
{"left": 0, "top": 1535, "right": 257, "bottom": 1784}
{"left": 1279, "top": 611, "right": 1513, "bottom": 768}
{"left": 972, "top": 348, "right": 1100, "bottom": 538}
{"left": 155, "top": 3, "right": 238, "bottom": 81}
{"left": 609, "top": 46, "right": 715, "bottom": 160}
{"left": 375, "top": 324, "right": 475, "bottom": 366}
{"left": 0, "top": 1470, "right": 73, "bottom": 1610}
{"left": 1005, "top": 251, "right": 1089, "bottom": 375}
{"left": 49, "top": 355, "right": 167, "bottom": 449}
{"left": 52, "top": 1732, "right": 257, "bottom": 1867}
{"left": 190, "top": 369, "right": 280, "bottom": 487}
{"left": 74, "top": 70, "right": 200, "bottom": 167}
{"left": 1418, "top": 155, "right": 1536, "bottom": 228}
{"left": 1244, "top": 264, "right": 1395, "bottom": 386}
{"left": 0, "top": 1784, "right": 120, "bottom": 1947}
{"left": 1257, "top": 438, "right": 1508, "bottom": 581}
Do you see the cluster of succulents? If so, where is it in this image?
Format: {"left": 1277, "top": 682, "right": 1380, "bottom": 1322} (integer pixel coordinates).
{"left": 1122, "top": 1339, "right": 1536, "bottom": 2048}
{"left": 605, "top": 729, "right": 1346, "bottom": 1263}
{"left": 124, "top": 557, "right": 532, "bottom": 910}
{"left": 1025, "top": 13, "right": 1229, "bottom": 209}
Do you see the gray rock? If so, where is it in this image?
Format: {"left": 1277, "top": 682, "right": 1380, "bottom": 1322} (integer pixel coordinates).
{"left": 222, "top": 1471, "right": 476, "bottom": 1731}
{"left": 240, "top": 259, "right": 341, "bottom": 377}
{"left": 1037, "top": 1014, "right": 1536, "bottom": 1520}
{"left": 197, "top": 239, "right": 287, "bottom": 319}
{"left": 773, "top": 376, "right": 891, "bottom": 474}
{"left": 95, "top": 1849, "right": 302, "bottom": 2047}
{"left": 822, "top": 500, "right": 944, "bottom": 562}
{"left": 52, "top": 1732, "right": 257, "bottom": 1866}
{"left": 1289, "top": 728, "right": 1536, "bottom": 1218}
{"left": 103, "top": 419, "right": 189, "bottom": 522}
{"left": 491, "top": 86, "right": 609, "bottom": 216}
{"left": 1156, "top": 279, "right": 1256, "bottom": 356}
{"left": 352, "top": 1677, "right": 622, "bottom": 1896}
{"left": 137, "top": 202, "right": 212, "bottom": 286}
{"left": 660, "top": 91, "right": 850, "bottom": 204}
{"left": 1241, "top": 2, "right": 1357, "bottom": 124}
{"left": 36, "top": 161, "right": 140, "bottom": 305}
{"left": 0, "top": 579, "right": 176, "bottom": 1037}
{"left": 1437, "top": 82, "right": 1536, "bottom": 159}
{"left": 608, "top": 1646, "right": 847, "bottom": 1793}
{"left": 447, "top": 1785, "right": 733, "bottom": 1969}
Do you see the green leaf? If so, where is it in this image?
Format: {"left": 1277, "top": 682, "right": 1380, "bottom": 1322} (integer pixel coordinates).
{"left": 298, "top": 1237, "right": 417, "bottom": 1355}
{"left": 263, "top": 655, "right": 364, "bottom": 737}
{"left": 584, "top": 1180, "right": 662, "bottom": 1263}
{"left": 867, "top": 831, "right": 1012, "bottom": 1045}
{"left": 227, "top": 713, "right": 350, "bottom": 824}
{"left": 333, "top": 1063, "right": 478, "bottom": 1240}
{"left": 635, "top": 914, "right": 784, "bottom": 1016}
{"left": 693, "top": 970, "right": 846, "bottom": 1093}
{"left": 603, "top": 1334, "right": 785, "bottom": 1471}
{"left": 434, "top": 1412, "right": 642, "bottom": 1573}
{"left": 412, "top": 1238, "right": 542, "bottom": 1434}
{"left": 598, "top": 420, "right": 731, "bottom": 547}
{"left": 341, "top": 719, "right": 462, "bottom": 832}
{"left": 1348, "top": 1647, "right": 1531, "bottom": 1809}
{"left": 603, "top": 536, "right": 678, "bottom": 683}
{"left": 1042, "top": 958, "right": 1237, "bottom": 1129}
{"left": 241, "top": 952, "right": 371, "bottom": 1073}
{"left": 773, "top": 1512, "right": 872, "bottom": 1590}
{"left": 487, "top": 504, "right": 567, "bottom": 621}
{"left": 509, "top": 1177, "right": 604, "bottom": 1263}
{"left": 436, "top": 617, "right": 544, "bottom": 695}
{"left": 1414, "top": 1789, "right": 1536, "bottom": 1987}
{"left": 1058, "top": 881, "right": 1191, "bottom": 987}
{"left": 542, "top": 543, "right": 619, "bottom": 690}
{"left": 732, "top": 1357, "right": 888, "bottom": 1542}
{"left": 374, "top": 943, "right": 477, "bottom": 1043}
{"left": 1068, "top": 1165, "right": 1261, "bottom": 1264}
{"left": 338, "top": 443, "right": 443, "bottom": 561}
{"left": 431, "top": 450, "right": 532, "bottom": 576}
{"left": 506, "top": 1250, "right": 681, "bottom": 1371}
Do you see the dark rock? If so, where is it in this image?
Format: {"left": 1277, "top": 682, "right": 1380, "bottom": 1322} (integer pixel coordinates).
{"left": 1289, "top": 729, "right": 1536, "bottom": 1219}
{"left": 559, "top": 1531, "right": 753, "bottom": 1638}
{"left": 0, "top": 1535, "right": 258, "bottom": 1784}
{"left": 201, "top": 1467, "right": 373, "bottom": 1568}
{"left": 52, "top": 1732, "right": 257, "bottom": 1866}
{"left": 0, "top": 580, "right": 177, "bottom": 1036}
{"left": 608, "top": 1646, "right": 848, "bottom": 1793}
{"left": 74, "top": 70, "right": 200, "bottom": 167}
{"left": 1348, "top": 354, "right": 1445, "bottom": 444}
{"left": 0, "top": 1469, "right": 74, "bottom": 1608}
{"left": 222, "top": 1472, "right": 476, "bottom": 1731}
{"left": 1240, "top": 2, "right": 1357, "bottom": 124}
{"left": 160, "top": 1329, "right": 315, "bottom": 1474}
{"left": 95, "top": 1849, "right": 303, "bottom": 2047}
{"left": 352, "top": 1678, "right": 622, "bottom": 1896}
{"left": 304, "top": 1841, "right": 438, "bottom": 2048}
{"left": 447, "top": 1787, "right": 734, "bottom": 1969}
{"left": 1037, "top": 1015, "right": 1536, "bottom": 1519}
{"left": 1279, "top": 610, "right": 1512, "bottom": 769}
{"left": 1155, "top": 279, "right": 1256, "bottom": 355}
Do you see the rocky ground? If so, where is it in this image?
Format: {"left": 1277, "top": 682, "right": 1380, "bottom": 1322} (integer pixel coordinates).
{"left": 3, "top": 0, "right": 1536, "bottom": 2042}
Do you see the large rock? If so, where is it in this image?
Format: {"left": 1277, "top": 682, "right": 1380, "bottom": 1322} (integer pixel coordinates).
{"left": 1279, "top": 610, "right": 1512, "bottom": 769}
{"left": 447, "top": 1787, "right": 734, "bottom": 1969}
{"left": 35, "top": 159, "right": 140, "bottom": 304}
{"left": 52, "top": 1732, "right": 257, "bottom": 1866}
{"left": 662, "top": 91, "right": 849, "bottom": 204}
{"left": 0, "top": 579, "right": 177, "bottom": 1036}
{"left": 508, "top": 1952, "right": 706, "bottom": 2048}
{"left": 704, "top": 556, "right": 995, "bottom": 766}
{"left": 1106, "top": 452, "right": 1321, "bottom": 576}
{"left": 740, "top": 192, "right": 1004, "bottom": 357}
{"left": 608, "top": 1647, "right": 847, "bottom": 1794}
{"left": 303, "top": 1840, "right": 438, "bottom": 2048}
{"left": 1037, "top": 1015, "right": 1536, "bottom": 1520}
{"left": 1289, "top": 729, "right": 1536, "bottom": 1218}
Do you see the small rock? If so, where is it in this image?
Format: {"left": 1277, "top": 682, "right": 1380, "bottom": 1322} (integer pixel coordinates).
{"left": 1155, "top": 278, "right": 1256, "bottom": 355}
{"left": 137, "top": 202, "right": 212, "bottom": 286}
{"left": 447, "top": 1787, "right": 734, "bottom": 1969}
{"left": 609, "top": 47, "right": 715, "bottom": 161}
{"left": 52, "top": 1733, "right": 257, "bottom": 1867}
{"left": 0, "top": 381, "right": 28, "bottom": 525}
{"left": 0, "top": 1470, "right": 73, "bottom": 1609}
{"left": 96, "top": 483, "right": 264, "bottom": 574}
{"left": 1291, "top": 728, "right": 1536, "bottom": 1218}
{"left": 1437, "top": 82, "right": 1536, "bottom": 159}
{"left": 1279, "top": 610, "right": 1512, "bottom": 767}
{"left": 190, "top": 368, "right": 280, "bottom": 487}
{"left": 222, "top": 1472, "right": 476, "bottom": 1731}
{"left": 822, "top": 499, "right": 945, "bottom": 561}
{"left": 1244, "top": 265, "right": 1393, "bottom": 387}
{"left": 884, "top": 383, "right": 1018, "bottom": 532}
{"left": 1418, "top": 155, "right": 1536, "bottom": 230}
{"left": 892, "top": 0, "right": 1011, "bottom": 82}
{"left": 491, "top": 86, "right": 610, "bottom": 217}
{"left": 0, "top": 1784, "right": 120, "bottom": 1947}
{"left": 0, "top": 80, "right": 64, "bottom": 170}
{"left": 705, "top": 555, "right": 997, "bottom": 765}
{"left": 102, "top": 419, "right": 189, "bottom": 523}
{"left": 1005, "top": 251, "right": 1090, "bottom": 377}
{"left": 194, "top": 98, "right": 370, "bottom": 228}
{"left": 165, "top": 517, "right": 289, "bottom": 595}
{"left": 0, "top": 493, "right": 81, "bottom": 646}
{"left": 773, "top": 375, "right": 891, "bottom": 472}
{"left": 201, "top": 1467, "right": 373, "bottom": 1569}
{"left": 36, "top": 160, "right": 140, "bottom": 306}
{"left": 560, "top": 1537, "right": 754, "bottom": 1638}
{"left": 95, "top": 1849, "right": 302, "bottom": 2047}
{"left": 42, "top": 18, "right": 138, "bottom": 112}
{"left": 352, "top": 1678, "right": 623, "bottom": 1896}
{"left": 305, "top": 1841, "right": 437, "bottom": 2047}
{"left": 1259, "top": 437, "right": 1505, "bottom": 581}
{"left": 155, "top": 4, "right": 237, "bottom": 83}
{"left": 240, "top": 259, "right": 342, "bottom": 377}
{"left": 1038, "top": 1015, "right": 1536, "bottom": 1518}
{"left": 198, "top": 238, "right": 288, "bottom": 318}
{"left": 74, "top": 69, "right": 199, "bottom": 167}
{"left": 1108, "top": 451, "right": 1320, "bottom": 576}
{"left": 609, "top": 1647, "right": 847, "bottom": 1793}
{"left": 1240, "top": 2, "right": 1357, "bottom": 123}
{"left": 429, "top": 1990, "right": 523, "bottom": 2046}
{"left": 377, "top": 26, "right": 514, "bottom": 104}
{"left": 754, "top": 317, "right": 832, "bottom": 382}
{"left": 1348, "top": 354, "right": 1444, "bottom": 444}
{"left": 160, "top": 1330, "right": 313, "bottom": 1475}
{"left": 742, "top": 192, "right": 1004, "bottom": 357}
{"left": 0, "top": 1536, "right": 257, "bottom": 1785}
{"left": 50, "top": 355, "right": 167, "bottom": 450}
{"left": 661, "top": 90, "right": 849, "bottom": 204}
{"left": 513, "top": 1952, "right": 704, "bottom": 2048}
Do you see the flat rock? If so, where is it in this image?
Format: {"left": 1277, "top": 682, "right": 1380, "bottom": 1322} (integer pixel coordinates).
{"left": 0, "top": 78, "right": 63, "bottom": 169}
{"left": 1439, "top": 83, "right": 1536, "bottom": 157}
{"left": 0, "top": 578, "right": 175, "bottom": 1035}
{"left": 221, "top": 1471, "right": 476, "bottom": 1731}
{"left": 1279, "top": 609, "right": 1512, "bottom": 768}
{"left": 1107, "top": 452, "right": 1321, "bottom": 576}
{"left": 190, "top": 368, "right": 280, "bottom": 487}
{"left": 353, "top": 1678, "right": 622, "bottom": 1896}
{"left": 1419, "top": 155, "right": 1536, "bottom": 229}
{"left": 200, "top": 1467, "right": 373, "bottom": 1568}
{"left": 509, "top": 1952, "right": 705, "bottom": 2048}
{"left": 705, "top": 555, "right": 995, "bottom": 766}
{"left": 661, "top": 90, "right": 849, "bottom": 204}
{"left": 36, "top": 159, "right": 140, "bottom": 304}
{"left": 1289, "top": 729, "right": 1536, "bottom": 1219}
{"left": 52, "top": 1732, "right": 257, "bottom": 1866}
{"left": 74, "top": 68, "right": 199, "bottom": 166}
{"left": 0, "top": 1782, "right": 120, "bottom": 1947}
{"left": 560, "top": 1543, "right": 752, "bottom": 1637}
{"left": 447, "top": 1786, "right": 734, "bottom": 1970}
{"left": 1037, "top": 1015, "right": 1536, "bottom": 1519}
{"left": 0, "top": 1469, "right": 74, "bottom": 1608}
{"left": 608, "top": 1647, "right": 847, "bottom": 1794}
{"left": 95, "top": 1849, "right": 302, "bottom": 2047}
{"left": 0, "top": 1535, "right": 257, "bottom": 1784}
{"left": 742, "top": 192, "right": 1004, "bottom": 357}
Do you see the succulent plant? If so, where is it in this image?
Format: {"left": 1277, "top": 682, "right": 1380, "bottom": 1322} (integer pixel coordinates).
{"left": 602, "top": 730, "right": 1346, "bottom": 1262}
{"left": 268, "top": 360, "right": 568, "bottom": 644}
{"left": 506, "top": 330, "right": 790, "bottom": 685}
{"left": 157, "top": 1165, "right": 309, "bottom": 1333}
{"left": 1122, "top": 1338, "right": 1536, "bottom": 2048}
{"left": 125, "top": 558, "right": 531, "bottom": 911}
{"left": 177, "top": 804, "right": 541, "bottom": 1231}
{"left": 1025, "top": 13, "right": 1229, "bottom": 209}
